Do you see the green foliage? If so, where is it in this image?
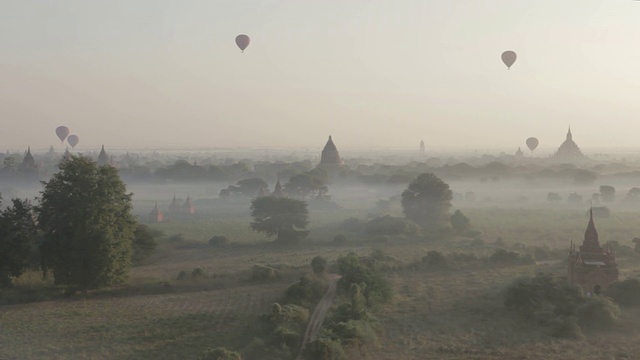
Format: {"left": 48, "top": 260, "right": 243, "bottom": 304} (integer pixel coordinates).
{"left": 420, "top": 251, "right": 449, "bottom": 271}
{"left": 209, "top": 235, "right": 229, "bottom": 246}
{"left": 132, "top": 224, "right": 161, "bottom": 265}
{"left": 605, "top": 278, "right": 640, "bottom": 307}
{"left": 450, "top": 210, "right": 470, "bottom": 233}
{"left": 0, "top": 197, "right": 38, "bottom": 287}
{"left": 336, "top": 253, "right": 392, "bottom": 306}
{"left": 489, "top": 249, "right": 534, "bottom": 266}
{"left": 191, "top": 268, "right": 206, "bottom": 279}
{"left": 250, "top": 196, "right": 310, "bottom": 244}
{"left": 364, "top": 215, "right": 418, "bottom": 237}
{"left": 401, "top": 173, "right": 452, "bottom": 229}
{"left": 548, "top": 316, "right": 584, "bottom": 340}
{"left": 311, "top": 256, "right": 327, "bottom": 275}
{"left": 576, "top": 295, "right": 621, "bottom": 329}
{"left": 284, "top": 275, "right": 326, "bottom": 308}
{"left": 37, "top": 156, "right": 136, "bottom": 289}
{"left": 199, "top": 347, "right": 242, "bottom": 360}
{"left": 332, "top": 234, "right": 348, "bottom": 245}
{"left": 251, "top": 265, "right": 282, "bottom": 282}
{"left": 283, "top": 169, "right": 328, "bottom": 199}
{"left": 505, "top": 273, "right": 584, "bottom": 317}
{"left": 302, "top": 337, "right": 346, "bottom": 360}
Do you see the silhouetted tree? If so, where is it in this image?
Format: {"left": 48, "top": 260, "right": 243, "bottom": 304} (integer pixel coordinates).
{"left": 450, "top": 210, "right": 471, "bottom": 233}
{"left": 401, "top": 173, "right": 452, "bottom": 229}
{"left": 0, "top": 197, "right": 38, "bottom": 287}
{"left": 37, "top": 156, "right": 136, "bottom": 289}
{"left": 599, "top": 185, "right": 616, "bottom": 203}
{"left": 250, "top": 196, "right": 309, "bottom": 244}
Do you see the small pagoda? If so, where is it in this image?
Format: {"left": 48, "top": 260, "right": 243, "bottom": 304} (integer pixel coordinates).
{"left": 271, "top": 179, "right": 286, "bottom": 198}
{"left": 148, "top": 202, "right": 164, "bottom": 223}
{"left": 97, "top": 145, "right": 109, "bottom": 166}
{"left": 319, "top": 136, "right": 343, "bottom": 167}
{"left": 568, "top": 208, "right": 618, "bottom": 295}
{"left": 182, "top": 195, "right": 195, "bottom": 215}
{"left": 21, "top": 147, "right": 36, "bottom": 169}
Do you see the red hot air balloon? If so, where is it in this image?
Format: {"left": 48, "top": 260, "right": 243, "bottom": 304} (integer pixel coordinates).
{"left": 56, "top": 126, "right": 70, "bottom": 142}
{"left": 526, "top": 137, "right": 539, "bottom": 153}
{"left": 501, "top": 50, "right": 517, "bottom": 70}
{"left": 67, "top": 134, "right": 80, "bottom": 148}
{"left": 235, "top": 34, "right": 250, "bottom": 53}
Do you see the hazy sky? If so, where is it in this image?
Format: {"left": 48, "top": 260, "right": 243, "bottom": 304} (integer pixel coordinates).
{"left": 1, "top": 0, "right": 639, "bottom": 152}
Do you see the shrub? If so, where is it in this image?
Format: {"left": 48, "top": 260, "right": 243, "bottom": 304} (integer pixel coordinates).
{"left": 177, "top": 270, "right": 188, "bottom": 281}
{"left": 505, "top": 273, "right": 584, "bottom": 317}
{"left": 311, "top": 256, "right": 327, "bottom": 275}
{"left": 548, "top": 316, "right": 584, "bottom": 340}
{"left": 450, "top": 210, "right": 470, "bottom": 233}
{"left": 209, "top": 235, "right": 229, "bottom": 246}
{"left": 341, "top": 218, "right": 364, "bottom": 232}
{"left": 199, "top": 347, "right": 242, "bottom": 360}
{"left": 605, "top": 278, "right": 640, "bottom": 307}
{"left": 421, "top": 251, "right": 449, "bottom": 271}
{"left": 284, "top": 275, "right": 326, "bottom": 307}
{"left": 191, "top": 268, "right": 206, "bottom": 279}
{"left": 302, "top": 337, "right": 346, "bottom": 360}
{"left": 576, "top": 295, "right": 621, "bottom": 329}
{"left": 270, "top": 326, "right": 300, "bottom": 349}
{"left": 168, "top": 233, "right": 185, "bottom": 242}
{"left": 251, "top": 265, "right": 282, "bottom": 282}
{"left": 337, "top": 253, "right": 392, "bottom": 306}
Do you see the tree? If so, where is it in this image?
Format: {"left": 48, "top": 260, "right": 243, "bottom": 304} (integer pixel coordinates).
{"left": 250, "top": 196, "right": 309, "bottom": 244}
{"left": 624, "top": 187, "right": 640, "bottom": 203}
{"left": 599, "top": 185, "right": 616, "bottom": 203}
{"left": 547, "top": 192, "right": 562, "bottom": 202}
{"left": 401, "top": 173, "right": 452, "bottom": 229}
{"left": 450, "top": 210, "right": 470, "bottom": 233}
{"left": 37, "top": 156, "right": 136, "bottom": 289}
{"left": 132, "top": 224, "right": 162, "bottom": 265}
{"left": 311, "top": 256, "right": 327, "bottom": 275}
{"left": 283, "top": 170, "right": 328, "bottom": 199}
{"left": 0, "top": 197, "right": 38, "bottom": 287}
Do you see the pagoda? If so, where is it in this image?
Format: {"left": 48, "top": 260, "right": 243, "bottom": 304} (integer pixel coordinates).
{"left": 182, "top": 195, "right": 195, "bottom": 215}
{"left": 148, "top": 202, "right": 164, "bottom": 223}
{"left": 568, "top": 208, "right": 618, "bottom": 295}
{"left": 553, "top": 127, "right": 587, "bottom": 162}
{"left": 168, "top": 195, "right": 181, "bottom": 213}
{"left": 272, "top": 178, "right": 286, "bottom": 198}
{"left": 97, "top": 145, "right": 109, "bottom": 166}
{"left": 21, "top": 147, "right": 36, "bottom": 169}
{"left": 319, "top": 136, "right": 343, "bottom": 167}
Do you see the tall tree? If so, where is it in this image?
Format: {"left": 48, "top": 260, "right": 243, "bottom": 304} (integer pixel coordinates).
{"left": 250, "top": 196, "right": 309, "bottom": 244}
{"left": 401, "top": 173, "right": 452, "bottom": 229}
{"left": 0, "top": 196, "right": 38, "bottom": 287}
{"left": 37, "top": 156, "right": 136, "bottom": 289}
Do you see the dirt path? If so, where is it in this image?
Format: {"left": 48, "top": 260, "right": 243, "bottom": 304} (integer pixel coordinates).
{"left": 297, "top": 274, "right": 341, "bottom": 359}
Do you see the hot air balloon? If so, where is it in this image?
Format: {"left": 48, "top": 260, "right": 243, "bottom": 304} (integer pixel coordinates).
{"left": 526, "top": 137, "right": 539, "bottom": 153}
{"left": 501, "top": 50, "right": 517, "bottom": 70}
{"left": 56, "top": 126, "right": 70, "bottom": 142}
{"left": 67, "top": 134, "right": 80, "bottom": 149}
{"left": 235, "top": 34, "right": 250, "bottom": 53}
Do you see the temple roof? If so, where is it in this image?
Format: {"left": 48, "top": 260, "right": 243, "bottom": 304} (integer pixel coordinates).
{"left": 22, "top": 146, "right": 35, "bottom": 167}
{"left": 320, "top": 135, "right": 342, "bottom": 165}
{"left": 97, "top": 145, "right": 108, "bottom": 165}
{"left": 554, "top": 127, "right": 586, "bottom": 160}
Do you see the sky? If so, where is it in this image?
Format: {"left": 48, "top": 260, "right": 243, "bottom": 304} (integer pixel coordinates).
{"left": 1, "top": 0, "right": 640, "bottom": 152}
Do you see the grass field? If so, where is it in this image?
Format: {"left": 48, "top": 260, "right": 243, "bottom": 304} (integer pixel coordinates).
{"left": 2, "top": 203, "right": 640, "bottom": 359}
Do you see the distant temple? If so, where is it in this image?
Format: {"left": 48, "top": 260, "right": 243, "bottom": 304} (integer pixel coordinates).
{"left": 21, "top": 147, "right": 36, "bottom": 169}
{"left": 568, "top": 208, "right": 618, "bottom": 294}
{"left": 515, "top": 147, "right": 524, "bottom": 157}
{"left": 319, "top": 136, "right": 343, "bottom": 167}
{"left": 148, "top": 202, "right": 164, "bottom": 223}
{"left": 420, "top": 140, "right": 425, "bottom": 154}
{"left": 182, "top": 195, "right": 195, "bottom": 215}
{"left": 97, "top": 145, "right": 109, "bottom": 166}
{"left": 169, "top": 195, "right": 181, "bottom": 213}
{"left": 553, "top": 127, "right": 587, "bottom": 162}
{"left": 62, "top": 148, "right": 72, "bottom": 161}
{"left": 272, "top": 178, "right": 286, "bottom": 198}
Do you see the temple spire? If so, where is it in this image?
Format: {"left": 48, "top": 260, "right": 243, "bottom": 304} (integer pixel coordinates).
{"left": 567, "top": 126, "right": 572, "bottom": 141}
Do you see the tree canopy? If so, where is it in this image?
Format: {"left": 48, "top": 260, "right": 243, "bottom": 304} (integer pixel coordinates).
{"left": 37, "top": 156, "right": 136, "bottom": 289}
{"left": 0, "top": 196, "right": 38, "bottom": 287}
{"left": 401, "top": 173, "right": 452, "bottom": 229}
{"left": 250, "top": 196, "right": 309, "bottom": 244}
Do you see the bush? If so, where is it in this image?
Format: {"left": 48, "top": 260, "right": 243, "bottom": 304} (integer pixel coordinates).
{"left": 168, "top": 233, "right": 185, "bottom": 242}
{"left": 576, "top": 295, "right": 621, "bottom": 329}
{"left": 132, "top": 224, "right": 161, "bottom": 265}
{"left": 284, "top": 275, "right": 326, "bottom": 307}
{"left": 199, "top": 347, "right": 242, "bottom": 360}
{"left": 270, "top": 326, "right": 300, "bottom": 350}
{"left": 490, "top": 249, "right": 534, "bottom": 265}
{"left": 311, "top": 256, "right": 327, "bottom": 275}
{"left": 251, "top": 265, "right": 282, "bottom": 282}
{"left": 209, "top": 235, "right": 229, "bottom": 246}
{"left": 302, "top": 337, "right": 346, "bottom": 360}
{"left": 177, "top": 270, "right": 188, "bottom": 281}
{"left": 421, "top": 251, "right": 449, "bottom": 271}
{"left": 341, "top": 218, "right": 364, "bottom": 232}
{"left": 605, "top": 278, "right": 640, "bottom": 307}
{"left": 548, "top": 316, "right": 584, "bottom": 340}
{"left": 337, "top": 253, "right": 392, "bottom": 306}
{"left": 505, "top": 273, "right": 584, "bottom": 317}
{"left": 192, "top": 268, "right": 206, "bottom": 279}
